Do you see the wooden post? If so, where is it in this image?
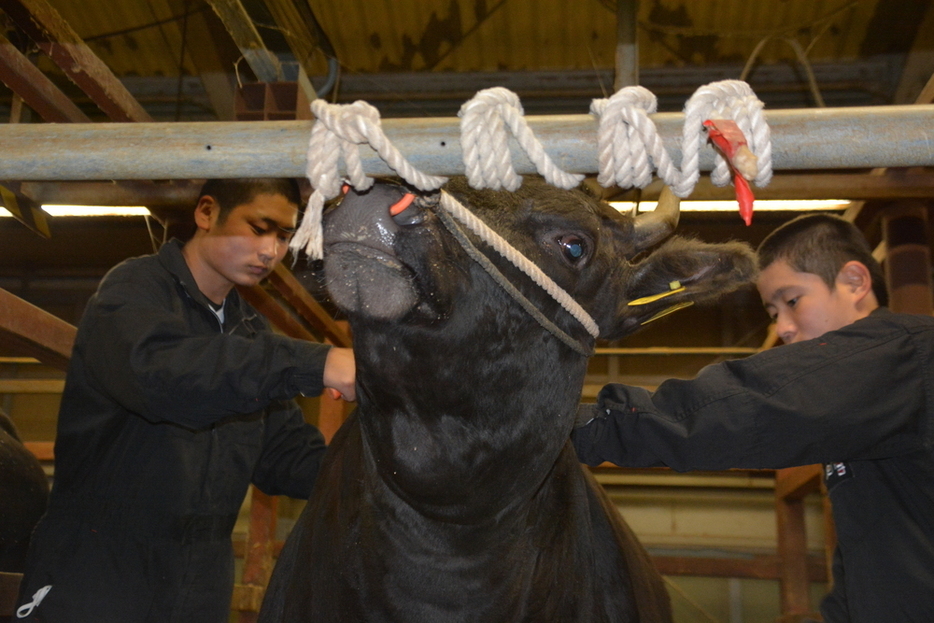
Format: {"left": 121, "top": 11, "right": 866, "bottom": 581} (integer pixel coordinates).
{"left": 774, "top": 464, "right": 825, "bottom": 618}
{"left": 233, "top": 488, "right": 278, "bottom": 622}
{"left": 882, "top": 202, "right": 934, "bottom": 315}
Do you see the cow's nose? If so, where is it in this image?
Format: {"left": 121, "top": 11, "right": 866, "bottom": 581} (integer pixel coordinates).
{"left": 324, "top": 184, "right": 405, "bottom": 252}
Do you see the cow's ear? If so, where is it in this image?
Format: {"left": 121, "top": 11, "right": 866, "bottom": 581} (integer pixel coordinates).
{"left": 604, "top": 237, "right": 758, "bottom": 340}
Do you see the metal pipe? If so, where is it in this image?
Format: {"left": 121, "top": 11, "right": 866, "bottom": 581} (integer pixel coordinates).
{"left": 1, "top": 105, "right": 932, "bottom": 180}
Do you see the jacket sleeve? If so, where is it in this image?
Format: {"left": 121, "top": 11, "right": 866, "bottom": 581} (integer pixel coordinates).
{"left": 78, "top": 268, "right": 332, "bottom": 430}
{"left": 573, "top": 315, "right": 934, "bottom": 471}
{"left": 251, "top": 400, "right": 328, "bottom": 498}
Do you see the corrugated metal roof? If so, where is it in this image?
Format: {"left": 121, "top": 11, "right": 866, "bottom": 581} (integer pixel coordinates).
{"left": 34, "top": 0, "right": 890, "bottom": 78}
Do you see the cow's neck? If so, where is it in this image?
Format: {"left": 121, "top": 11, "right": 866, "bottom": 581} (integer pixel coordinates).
{"left": 351, "top": 320, "right": 587, "bottom": 524}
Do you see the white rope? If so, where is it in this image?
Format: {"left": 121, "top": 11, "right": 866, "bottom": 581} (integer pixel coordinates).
{"left": 295, "top": 81, "right": 773, "bottom": 343}
{"left": 292, "top": 99, "right": 448, "bottom": 259}
{"left": 439, "top": 192, "right": 600, "bottom": 339}
{"left": 458, "top": 87, "right": 585, "bottom": 191}
{"left": 677, "top": 79, "right": 772, "bottom": 195}
{"left": 589, "top": 86, "right": 683, "bottom": 191}
{"left": 590, "top": 79, "right": 772, "bottom": 198}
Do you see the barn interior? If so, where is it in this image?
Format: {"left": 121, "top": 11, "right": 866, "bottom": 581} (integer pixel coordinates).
{"left": 1, "top": 0, "right": 933, "bottom": 621}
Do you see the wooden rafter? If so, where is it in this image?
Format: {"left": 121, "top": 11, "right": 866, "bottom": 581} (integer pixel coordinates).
{"left": 205, "top": 0, "right": 281, "bottom": 83}
{"left": 0, "top": 287, "right": 76, "bottom": 371}
{"left": 0, "top": 0, "right": 152, "bottom": 122}
{"left": 0, "top": 31, "right": 90, "bottom": 123}
{"left": 266, "top": 264, "right": 351, "bottom": 348}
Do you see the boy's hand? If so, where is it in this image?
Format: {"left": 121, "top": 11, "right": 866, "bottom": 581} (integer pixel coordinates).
{"left": 323, "top": 347, "right": 356, "bottom": 402}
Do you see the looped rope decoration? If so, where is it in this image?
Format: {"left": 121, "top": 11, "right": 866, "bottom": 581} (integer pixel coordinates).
{"left": 589, "top": 86, "right": 682, "bottom": 191}
{"left": 295, "top": 81, "right": 773, "bottom": 352}
{"left": 459, "top": 87, "right": 585, "bottom": 192}
{"left": 292, "top": 99, "right": 448, "bottom": 259}
{"left": 590, "top": 79, "right": 772, "bottom": 198}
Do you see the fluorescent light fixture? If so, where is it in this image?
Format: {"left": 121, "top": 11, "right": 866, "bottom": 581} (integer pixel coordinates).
{"left": 42, "top": 205, "right": 151, "bottom": 217}
{"left": 611, "top": 199, "right": 851, "bottom": 213}
{"left": 0, "top": 205, "right": 151, "bottom": 217}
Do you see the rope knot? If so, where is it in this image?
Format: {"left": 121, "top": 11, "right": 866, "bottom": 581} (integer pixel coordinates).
{"left": 293, "top": 99, "right": 447, "bottom": 259}
{"left": 679, "top": 79, "right": 773, "bottom": 195}
{"left": 591, "top": 86, "right": 680, "bottom": 191}
{"left": 459, "top": 87, "right": 584, "bottom": 192}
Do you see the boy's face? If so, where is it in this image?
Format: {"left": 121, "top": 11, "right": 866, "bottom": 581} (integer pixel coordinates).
{"left": 198, "top": 192, "right": 297, "bottom": 291}
{"left": 757, "top": 259, "right": 863, "bottom": 344}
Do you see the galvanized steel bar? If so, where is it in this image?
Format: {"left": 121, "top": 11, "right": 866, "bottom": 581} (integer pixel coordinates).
{"left": 0, "top": 105, "right": 932, "bottom": 181}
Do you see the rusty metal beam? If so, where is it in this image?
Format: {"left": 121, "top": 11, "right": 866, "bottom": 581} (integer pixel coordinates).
{"left": 0, "top": 31, "right": 90, "bottom": 123}
{"left": 0, "top": 0, "right": 153, "bottom": 122}
{"left": 0, "top": 287, "right": 76, "bottom": 370}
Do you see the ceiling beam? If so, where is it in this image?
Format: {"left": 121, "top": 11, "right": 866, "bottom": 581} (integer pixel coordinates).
{"left": 608, "top": 171, "right": 934, "bottom": 201}
{"left": 205, "top": 0, "right": 281, "bottom": 82}
{"left": 892, "top": 0, "right": 934, "bottom": 104}
{"left": 261, "top": 0, "right": 316, "bottom": 75}
{"left": 154, "top": 0, "right": 243, "bottom": 120}
{"left": 0, "top": 287, "right": 75, "bottom": 370}
{"left": 0, "top": 0, "right": 153, "bottom": 122}
{"left": 0, "top": 31, "right": 90, "bottom": 123}
{"left": 12, "top": 171, "right": 933, "bottom": 230}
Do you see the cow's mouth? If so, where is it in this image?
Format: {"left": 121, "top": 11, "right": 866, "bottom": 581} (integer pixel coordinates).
{"left": 324, "top": 240, "right": 419, "bottom": 320}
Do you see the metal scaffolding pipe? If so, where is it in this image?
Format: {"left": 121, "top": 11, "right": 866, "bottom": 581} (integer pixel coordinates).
{"left": 1, "top": 105, "right": 932, "bottom": 181}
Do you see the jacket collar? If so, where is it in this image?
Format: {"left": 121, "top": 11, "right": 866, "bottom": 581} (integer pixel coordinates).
{"left": 157, "top": 239, "right": 249, "bottom": 326}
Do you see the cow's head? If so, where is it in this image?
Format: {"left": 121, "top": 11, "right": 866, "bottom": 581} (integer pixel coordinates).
{"left": 322, "top": 176, "right": 755, "bottom": 345}
{"left": 317, "top": 176, "right": 754, "bottom": 519}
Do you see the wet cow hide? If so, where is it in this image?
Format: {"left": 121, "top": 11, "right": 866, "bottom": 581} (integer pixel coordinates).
{"left": 260, "top": 177, "right": 757, "bottom": 622}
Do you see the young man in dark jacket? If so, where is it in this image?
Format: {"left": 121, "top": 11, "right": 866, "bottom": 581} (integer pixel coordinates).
{"left": 16, "top": 179, "right": 355, "bottom": 622}
{"left": 573, "top": 214, "right": 934, "bottom": 623}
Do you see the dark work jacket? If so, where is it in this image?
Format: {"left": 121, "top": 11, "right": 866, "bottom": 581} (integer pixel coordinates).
{"left": 573, "top": 308, "right": 934, "bottom": 623}
{"left": 17, "top": 239, "right": 331, "bottom": 623}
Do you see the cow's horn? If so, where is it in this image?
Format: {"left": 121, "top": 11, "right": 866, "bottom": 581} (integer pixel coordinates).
{"left": 633, "top": 186, "right": 680, "bottom": 250}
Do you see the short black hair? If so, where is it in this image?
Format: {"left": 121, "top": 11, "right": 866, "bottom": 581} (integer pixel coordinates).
{"left": 757, "top": 213, "right": 888, "bottom": 307}
{"left": 198, "top": 178, "right": 302, "bottom": 222}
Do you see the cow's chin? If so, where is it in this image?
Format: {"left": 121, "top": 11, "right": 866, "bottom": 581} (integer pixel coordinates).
{"left": 324, "top": 244, "right": 418, "bottom": 320}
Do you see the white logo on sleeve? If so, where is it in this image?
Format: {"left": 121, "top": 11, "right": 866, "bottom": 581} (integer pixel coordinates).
{"left": 16, "top": 585, "right": 52, "bottom": 619}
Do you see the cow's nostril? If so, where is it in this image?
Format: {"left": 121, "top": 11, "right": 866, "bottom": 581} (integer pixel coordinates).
{"left": 390, "top": 194, "right": 425, "bottom": 226}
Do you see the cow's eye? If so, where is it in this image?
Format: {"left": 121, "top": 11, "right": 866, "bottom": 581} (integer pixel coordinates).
{"left": 557, "top": 235, "right": 587, "bottom": 262}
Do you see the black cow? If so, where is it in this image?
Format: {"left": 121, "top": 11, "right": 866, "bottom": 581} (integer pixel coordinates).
{"left": 260, "top": 177, "right": 756, "bottom": 622}
{"left": 0, "top": 409, "right": 48, "bottom": 573}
